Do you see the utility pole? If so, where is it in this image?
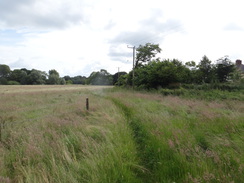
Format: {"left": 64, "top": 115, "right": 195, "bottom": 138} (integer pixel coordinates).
{"left": 118, "top": 67, "right": 120, "bottom": 82}
{"left": 127, "top": 45, "right": 136, "bottom": 89}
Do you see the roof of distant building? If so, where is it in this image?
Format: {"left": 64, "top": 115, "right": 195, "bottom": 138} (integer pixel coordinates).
{"left": 236, "top": 60, "right": 244, "bottom": 73}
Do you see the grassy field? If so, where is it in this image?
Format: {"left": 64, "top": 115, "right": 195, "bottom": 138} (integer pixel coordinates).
{"left": 0, "top": 85, "right": 243, "bottom": 183}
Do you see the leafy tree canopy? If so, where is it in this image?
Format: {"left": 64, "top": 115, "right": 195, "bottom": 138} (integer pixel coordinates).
{"left": 87, "top": 69, "right": 112, "bottom": 85}
{"left": 0, "top": 64, "right": 11, "bottom": 78}
{"left": 216, "top": 56, "right": 235, "bottom": 82}
{"left": 49, "top": 69, "right": 60, "bottom": 77}
{"left": 135, "top": 43, "right": 162, "bottom": 68}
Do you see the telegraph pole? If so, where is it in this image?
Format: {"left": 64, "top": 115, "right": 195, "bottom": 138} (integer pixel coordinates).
{"left": 118, "top": 67, "right": 120, "bottom": 82}
{"left": 127, "top": 45, "right": 136, "bottom": 89}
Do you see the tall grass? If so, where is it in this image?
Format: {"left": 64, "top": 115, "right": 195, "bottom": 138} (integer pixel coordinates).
{"left": 109, "top": 90, "right": 244, "bottom": 182}
{"left": 0, "top": 86, "right": 243, "bottom": 182}
{"left": 0, "top": 86, "right": 141, "bottom": 182}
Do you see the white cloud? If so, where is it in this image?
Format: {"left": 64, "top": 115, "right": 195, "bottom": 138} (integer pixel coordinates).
{"left": 1, "top": 0, "right": 244, "bottom": 77}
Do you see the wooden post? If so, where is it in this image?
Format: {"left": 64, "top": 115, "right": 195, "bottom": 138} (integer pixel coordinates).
{"left": 0, "top": 123, "right": 2, "bottom": 142}
{"left": 86, "top": 98, "right": 89, "bottom": 111}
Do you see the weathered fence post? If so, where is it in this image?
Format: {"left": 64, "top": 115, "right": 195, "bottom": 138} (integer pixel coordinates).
{"left": 86, "top": 98, "right": 89, "bottom": 111}
{"left": 0, "top": 123, "right": 2, "bottom": 142}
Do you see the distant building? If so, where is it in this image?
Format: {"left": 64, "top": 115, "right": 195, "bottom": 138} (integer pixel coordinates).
{"left": 236, "top": 60, "right": 244, "bottom": 73}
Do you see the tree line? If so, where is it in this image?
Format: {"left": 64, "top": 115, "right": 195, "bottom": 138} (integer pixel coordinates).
{"left": 118, "top": 43, "right": 243, "bottom": 89}
{"left": 1, "top": 43, "right": 243, "bottom": 87}
{"left": 0, "top": 65, "right": 124, "bottom": 85}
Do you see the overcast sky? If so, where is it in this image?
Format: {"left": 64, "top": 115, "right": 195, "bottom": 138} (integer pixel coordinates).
{"left": 0, "top": 0, "right": 244, "bottom": 76}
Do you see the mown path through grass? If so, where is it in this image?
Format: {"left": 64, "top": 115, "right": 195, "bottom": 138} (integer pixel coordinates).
{"left": 110, "top": 98, "right": 150, "bottom": 181}
{"left": 110, "top": 97, "right": 187, "bottom": 183}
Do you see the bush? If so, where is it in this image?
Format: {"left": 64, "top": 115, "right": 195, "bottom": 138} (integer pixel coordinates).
{"left": 7, "top": 81, "right": 20, "bottom": 85}
{"left": 0, "top": 77, "right": 8, "bottom": 85}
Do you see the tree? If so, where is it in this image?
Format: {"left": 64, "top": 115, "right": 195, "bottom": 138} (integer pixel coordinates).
{"left": 48, "top": 69, "right": 60, "bottom": 84}
{"left": 112, "top": 72, "right": 127, "bottom": 85}
{"left": 197, "top": 55, "right": 215, "bottom": 83}
{"left": 71, "top": 76, "right": 86, "bottom": 84}
{"left": 9, "top": 69, "right": 27, "bottom": 84}
{"left": 132, "top": 59, "right": 191, "bottom": 89}
{"left": 185, "top": 61, "right": 196, "bottom": 68}
{"left": 49, "top": 69, "right": 59, "bottom": 77}
{"left": 216, "top": 56, "right": 235, "bottom": 82}
{"left": 27, "top": 69, "right": 47, "bottom": 85}
{"left": 0, "top": 64, "right": 11, "bottom": 78}
{"left": 135, "top": 43, "right": 162, "bottom": 68}
{"left": 63, "top": 75, "right": 86, "bottom": 84}
{"left": 21, "top": 68, "right": 31, "bottom": 75}
{"left": 0, "top": 77, "right": 8, "bottom": 85}
{"left": 87, "top": 69, "right": 112, "bottom": 85}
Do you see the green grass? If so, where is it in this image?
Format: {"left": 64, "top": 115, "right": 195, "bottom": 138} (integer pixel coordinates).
{"left": 108, "top": 89, "right": 244, "bottom": 182}
{"left": 0, "top": 85, "right": 243, "bottom": 182}
{"left": 159, "top": 88, "right": 244, "bottom": 101}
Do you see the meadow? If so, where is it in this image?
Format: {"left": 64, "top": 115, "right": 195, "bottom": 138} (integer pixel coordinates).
{"left": 0, "top": 85, "right": 243, "bottom": 183}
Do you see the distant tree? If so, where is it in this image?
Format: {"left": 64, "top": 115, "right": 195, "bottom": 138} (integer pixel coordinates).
{"left": 112, "top": 72, "right": 127, "bottom": 85}
{"left": 216, "top": 56, "right": 235, "bottom": 82}
{"left": 27, "top": 69, "right": 47, "bottom": 85}
{"left": 87, "top": 69, "right": 112, "bottom": 85}
{"left": 133, "top": 59, "right": 191, "bottom": 89}
{"left": 48, "top": 69, "right": 60, "bottom": 84}
{"left": 0, "top": 64, "right": 11, "bottom": 78}
{"left": 63, "top": 75, "right": 86, "bottom": 84}
{"left": 9, "top": 69, "right": 27, "bottom": 84}
{"left": 59, "top": 78, "right": 66, "bottom": 85}
{"left": 48, "top": 74, "right": 60, "bottom": 84}
{"left": 185, "top": 61, "right": 196, "bottom": 68}
{"left": 49, "top": 69, "right": 59, "bottom": 77}
{"left": 72, "top": 76, "right": 86, "bottom": 84}
{"left": 116, "top": 74, "right": 128, "bottom": 86}
{"left": 64, "top": 76, "right": 71, "bottom": 81}
{"left": 135, "top": 43, "right": 162, "bottom": 68}
{"left": 197, "top": 55, "right": 215, "bottom": 83}
{"left": 0, "top": 77, "right": 8, "bottom": 85}
{"left": 66, "top": 80, "right": 73, "bottom": 85}
{"left": 21, "top": 68, "right": 31, "bottom": 75}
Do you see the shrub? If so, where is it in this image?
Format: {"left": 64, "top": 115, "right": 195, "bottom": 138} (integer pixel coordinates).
{"left": 7, "top": 81, "right": 20, "bottom": 85}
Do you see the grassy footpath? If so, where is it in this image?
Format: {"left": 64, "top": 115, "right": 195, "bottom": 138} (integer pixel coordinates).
{"left": 0, "top": 86, "right": 243, "bottom": 182}
{"left": 109, "top": 88, "right": 244, "bottom": 182}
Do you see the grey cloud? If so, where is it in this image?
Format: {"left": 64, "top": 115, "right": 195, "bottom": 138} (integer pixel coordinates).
{"left": 0, "top": 0, "right": 87, "bottom": 29}
{"left": 109, "top": 8, "right": 182, "bottom": 46}
{"left": 108, "top": 46, "right": 132, "bottom": 62}
{"left": 110, "top": 31, "right": 158, "bottom": 46}
{"left": 108, "top": 8, "right": 182, "bottom": 62}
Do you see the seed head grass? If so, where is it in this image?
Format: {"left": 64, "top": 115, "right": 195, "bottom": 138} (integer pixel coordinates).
{"left": 0, "top": 86, "right": 243, "bottom": 182}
